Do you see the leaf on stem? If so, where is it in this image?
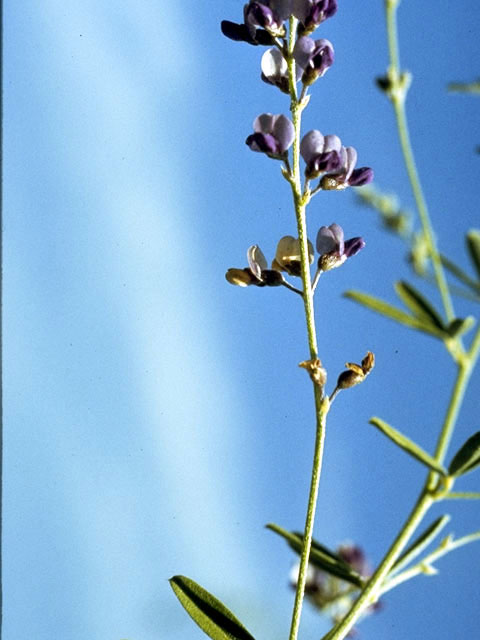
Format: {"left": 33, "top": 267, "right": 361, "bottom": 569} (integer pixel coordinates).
{"left": 169, "top": 575, "right": 256, "bottom": 640}
{"left": 344, "top": 290, "right": 446, "bottom": 339}
{"left": 266, "top": 523, "right": 365, "bottom": 588}
{"left": 448, "top": 432, "right": 480, "bottom": 477}
{"left": 466, "top": 230, "right": 480, "bottom": 281}
{"left": 394, "top": 280, "right": 445, "bottom": 329}
{"left": 446, "top": 316, "right": 476, "bottom": 338}
{"left": 369, "top": 417, "right": 448, "bottom": 475}
{"left": 390, "top": 515, "right": 451, "bottom": 575}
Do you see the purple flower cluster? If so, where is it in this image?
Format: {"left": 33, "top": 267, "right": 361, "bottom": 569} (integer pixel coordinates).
{"left": 221, "top": 0, "right": 337, "bottom": 45}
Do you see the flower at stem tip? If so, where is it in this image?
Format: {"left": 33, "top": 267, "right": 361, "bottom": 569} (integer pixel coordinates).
{"left": 316, "top": 223, "right": 365, "bottom": 272}
{"left": 246, "top": 113, "right": 295, "bottom": 158}
{"left": 300, "top": 130, "right": 374, "bottom": 188}
{"left": 293, "top": 0, "right": 338, "bottom": 35}
{"left": 221, "top": 0, "right": 293, "bottom": 45}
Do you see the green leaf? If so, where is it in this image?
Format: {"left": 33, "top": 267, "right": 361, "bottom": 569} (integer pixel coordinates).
{"left": 447, "top": 316, "right": 476, "bottom": 338}
{"left": 369, "top": 417, "right": 448, "bottom": 475}
{"left": 441, "top": 254, "right": 480, "bottom": 294}
{"left": 466, "top": 230, "right": 480, "bottom": 280}
{"left": 391, "top": 515, "right": 451, "bottom": 575}
{"left": 266, "top": 523, "right": 364, "bottom": 588}
{"left": 169, "top": 576, "right": 256, "bottom": 640}
{"left": 344, "top": 290, "right": 446, "bottom": 339}
{"left": 394, "top": 281, "right": 445, "bottom": 329}
{"left": 448, "top": 432, "right": 480, "bottom": 477}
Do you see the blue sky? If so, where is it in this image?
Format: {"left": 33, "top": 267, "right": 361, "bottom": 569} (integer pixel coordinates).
{"left": 4, "top": 1, "right": 480, "bottom": 639}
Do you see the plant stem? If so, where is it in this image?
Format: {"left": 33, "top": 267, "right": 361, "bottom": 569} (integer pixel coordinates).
{"left": 380, "top": 530, "right": 480, "bottom": 595}
{"left": 285, "top": 16, "right": 330, "bottom": 640}
{"left": 385, "top": 0, "right": 455, "bottom": 323}
{"left": 324, "top": 492, "right": 433, "bottom": 640}
{"left": 324, "top": 325, "right": 480, "bottom": 640}
{"left": 431, "top": 325, "right": 480, "bottom": 469}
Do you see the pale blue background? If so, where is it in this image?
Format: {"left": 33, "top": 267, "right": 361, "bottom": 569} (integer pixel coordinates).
{"left": 4, "top": 1, "right": 480, "bottom": 639}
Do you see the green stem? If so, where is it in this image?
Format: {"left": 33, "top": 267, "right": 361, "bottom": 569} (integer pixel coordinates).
{"left": 285, "top": 16, "right": 330, "bottom": 640}
{"left": 443, "top": 492, "right": 480, "bottom": 500}
{"left": 431, "top": 325, "right": 480, "bottom": 468}
{"left": 386, "top": 0, "right": 455, "bottom": 323}
{"left": 324, "top": 326, "right": 480, "bottom": 640}
{"left": 380, "top": 530, "right": 480, "bottom": 595}
{"left": 325, "top": 492, "right": 434, "bottom": 640}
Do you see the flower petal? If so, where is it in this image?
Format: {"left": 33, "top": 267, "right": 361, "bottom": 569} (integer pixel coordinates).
{"left": 261, "top": 47, "right": 287, "bottom": 79}
{"left": 272, "top": 114, "right": 295, "bottom": 152}
{"left": 300, "top": 129, "right": 324, "bottom": 164}
{"left": 316, "top": 226, "right": 337, "bottom": 254}
{"left": 247, "top": 245, "right": 268, "bottom": 278}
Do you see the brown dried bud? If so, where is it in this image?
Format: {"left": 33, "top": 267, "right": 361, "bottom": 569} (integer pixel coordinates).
{"left": 299, "top": 358, "right": 327, "bottom": 388}
{"left": 335, "top": 351, "right": 375, "bottom": 392}
{"left": 336, "top": 369, "right": 364, "bottom": 390}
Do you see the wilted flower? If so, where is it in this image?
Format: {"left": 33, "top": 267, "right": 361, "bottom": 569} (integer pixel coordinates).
{"left": 246, "top": 113, "right": 295, "bottom": 158}
{"left": 293, "top": 0, "right": 338, "bottom": 34}
{"left": 301, "top": 131, "right": 373, "bottom": 187}
{"left": 290, "top": 542, "right": 381, "bottom": 635}
{"left": 272, "top": 235, "right": 315, "bottom": 276}
{"left": 316, "top": 224, "right": 365, "bottom": 271}
{"left": 226, "top": 245, "right": 285, "bottom": 287}
{"left": 294, "top": 36, "right": 335, "bottom": 85}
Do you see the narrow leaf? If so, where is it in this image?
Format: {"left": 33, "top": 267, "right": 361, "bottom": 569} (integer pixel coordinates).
{"left": 391, "top": 515, "right": 451, "bottom": 575}
{"left": 447, "top": 316, "right": 475, "bottom": 338}
{"left": 448, "top": 432, "right": 480, "bottom": 477}
{"left": 466, "top": 230, "right": 480, "bottom": 280}
{"left": 344, "top": 290, "right": 446, "bottom": 339}
{"left": 394, "top": 280, "right": 445, "bottom": 329}
{"left": 441, "top": 254, "right": 480, "bottom": 294}
{"left": 369, "top": 417, "right": 448, "bottom": 475}
{"left": 169, "top": 576, "right": 256, "bottom": 640}
{"left": 266, "top": 523, "right": 364, "bottom": 587}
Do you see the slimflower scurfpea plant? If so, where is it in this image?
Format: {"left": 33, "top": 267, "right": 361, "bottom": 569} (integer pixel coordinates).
{"left": 169, "top": 2, "right": 480, "bottom": 640}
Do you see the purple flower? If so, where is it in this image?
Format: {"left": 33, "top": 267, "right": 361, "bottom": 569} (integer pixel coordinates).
{"left": 300, "top": 130, "right": 373, "bottom": 187}
{"left": 261, "top": 48, "right": 290, "bottom": 93}
{"left": 261, "top": 38, "right": 334, "bottom": 93}
{"left": 246, "top": 113, "right": 295, "bottom": 158}
{"left": 225, "top": 245, "right": 285, "bottom": 288}
{"left": 320, "top": 146, "right": 374, "bottom": 190}
{"left": 242, "top": 0, "right": 293, "bottom": 39}
{"left": 316, "top": 223, "right": 365, "bottom": 271}
{"left": 300, "top": 130, "right": 343, "bottom": 178}
{"left": 221, "top": 0, "right": 293, "bottom": 45}
{"left": 293, "top": 0, "right": 338, "bottom": 34}
{"left": 221, "top": 20, "right": 275, "bottom": 46}
{"left": 294, "top": 36, "right": 334, "bottom": 84}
